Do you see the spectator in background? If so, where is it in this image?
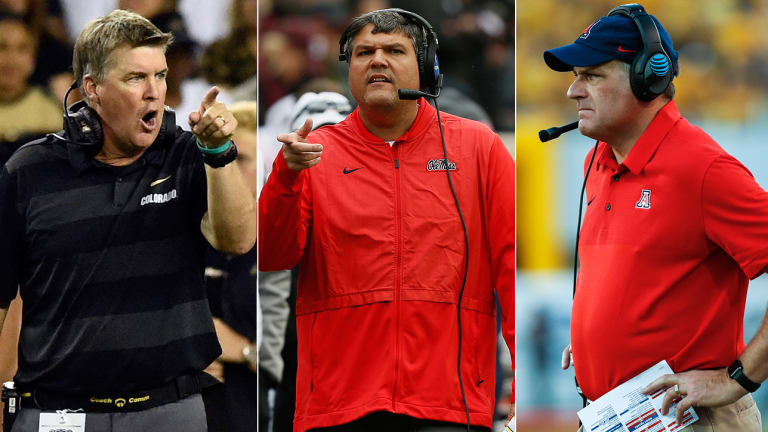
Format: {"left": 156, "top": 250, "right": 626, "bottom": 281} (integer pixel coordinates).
{"left": 259, "top": 23, "right": 323, "bottom": 126}
{"left": 204, "top": 100, "right": 259, "bottom": 432}
{"left": 1, "top": 0, "right": 74, "bottom": 103}
{"left": 201, "top": 0, "right": 256, "bottom": 97}
{"left": 0, "top": 13, "right": 61, "bottom": 164}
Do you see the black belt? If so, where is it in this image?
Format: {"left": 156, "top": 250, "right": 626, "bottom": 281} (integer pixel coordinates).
{"left": 19, "top": 372, "right": 218, "bottom": 413}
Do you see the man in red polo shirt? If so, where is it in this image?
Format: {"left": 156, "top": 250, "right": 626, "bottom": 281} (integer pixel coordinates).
{"left": 544, "top": 5, "right": 768, "bottom": 431}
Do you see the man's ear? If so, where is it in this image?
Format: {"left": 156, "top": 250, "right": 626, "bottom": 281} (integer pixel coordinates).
{"left": 83, "top": 75, "right": 99, "bottom": 107}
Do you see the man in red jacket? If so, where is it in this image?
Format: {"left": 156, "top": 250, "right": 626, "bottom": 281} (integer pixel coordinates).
{"left": 259, "top": 8, "right": 514, "bottom": 432}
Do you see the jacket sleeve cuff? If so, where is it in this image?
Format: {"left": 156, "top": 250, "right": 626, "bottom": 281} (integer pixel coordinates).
{"left": 274, "top": 151, "right": 302, "bottom": 189}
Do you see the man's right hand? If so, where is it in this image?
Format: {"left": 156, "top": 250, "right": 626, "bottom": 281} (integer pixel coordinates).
{"left": 562, "top": 344, "right": 574, "bottom": 370}
{"left": 277, "top": 118, "right": 323, "bottom": 172}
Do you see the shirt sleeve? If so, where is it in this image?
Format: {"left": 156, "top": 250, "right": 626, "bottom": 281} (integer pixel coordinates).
{"left": 258, "top": 150, "right": 312, "bottom": 271}
{"left": 487, "top": 135, "right": 515, "bottom": 400}
{"left": 0, "top": 166, "right": 21, "bottom": 308}
{"left": 702, "top": 155, "right": 768, "bottom": 279}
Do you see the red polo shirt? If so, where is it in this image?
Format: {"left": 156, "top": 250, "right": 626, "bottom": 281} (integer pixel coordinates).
{"left": 572, "top": 101, "right": 768, "bottom": 400}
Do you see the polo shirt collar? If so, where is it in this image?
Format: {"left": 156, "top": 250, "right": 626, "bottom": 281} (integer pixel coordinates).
{"left": 351, "top": 98, "right": 435, "bottom": 144}
{"left": 67, "top": 137, "right": 168, "bottom": 174}
{"left": 596, "top": 100, "right": 682, "bottom": 175}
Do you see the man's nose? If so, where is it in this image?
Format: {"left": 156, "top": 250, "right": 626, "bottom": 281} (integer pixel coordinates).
{"left": 145, "top": 77, "right": 160, "bottom": 100}
{"left": 567, "top": 77, "right": 585, "bottom": 100}
{"left": 371, "top": 49, "right": 388, "bottom": 68}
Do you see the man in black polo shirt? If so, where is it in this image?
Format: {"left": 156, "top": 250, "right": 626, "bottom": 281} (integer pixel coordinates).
{"left": 0, "top": 9, "right": 255, "bottom": 432}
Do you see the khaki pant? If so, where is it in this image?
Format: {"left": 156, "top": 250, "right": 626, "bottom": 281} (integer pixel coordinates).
{"left": 577, "top": 393, "right": 761, "bottom": 432}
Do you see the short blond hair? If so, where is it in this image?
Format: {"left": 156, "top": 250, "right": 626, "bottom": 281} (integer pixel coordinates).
{"left": 73, "top": 9, "right": 172, "bottom": 99}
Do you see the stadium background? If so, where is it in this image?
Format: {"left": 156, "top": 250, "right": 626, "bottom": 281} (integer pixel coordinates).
{"left": 516, "top": 0, "right": 768, "bottom": 431}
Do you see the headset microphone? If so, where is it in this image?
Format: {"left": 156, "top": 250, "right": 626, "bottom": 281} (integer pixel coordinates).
{"left": 398, "top": 88, "right": 434, "bottom": 100}
{"left": 538, "top": 121, "right": 579, "bottom": 142}
{"left": 398, "top": 75, "right": 444, "bottom": 100}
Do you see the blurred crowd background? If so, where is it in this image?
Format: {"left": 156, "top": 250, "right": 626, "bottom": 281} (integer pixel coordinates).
{"left": 516, "top": 1, "right": 768, "bottom": 431}
{"left": 258, "top": 0, "right": 514, "bottom": 131}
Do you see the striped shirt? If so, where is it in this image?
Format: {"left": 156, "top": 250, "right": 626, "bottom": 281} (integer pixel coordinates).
{"left": 0, "top": 129, "right": 221, "bottom": 393}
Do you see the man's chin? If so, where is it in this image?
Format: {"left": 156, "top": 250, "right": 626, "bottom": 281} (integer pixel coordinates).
{"left": 131, "top": 131, "right": 160, "bottom": 149}
{"left": 362, "top": 91, "right": 399, "bottom": 109}
{"left": 577, "top": 122, "right": 599, "bottom": 140}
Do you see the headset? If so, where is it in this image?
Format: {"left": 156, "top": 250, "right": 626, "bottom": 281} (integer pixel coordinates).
{"left": 608, "top": 4, "right": 677, "bottom": 101}
{"left": 339, "top": 10, "right": 471, "bottom": 432}
{"left": 338, "top": 8, "right": 442, "bottom": 95}
{"left": 62, "top": 82, "right": 177, "bottom": 147}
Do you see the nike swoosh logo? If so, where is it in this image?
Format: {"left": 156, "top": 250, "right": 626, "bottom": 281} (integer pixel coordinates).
{"left": 343, "top": 167, "right": 362, "bottom": 174}
{"left": 587, "top": 196, "right": 596, "bottom": 206}
{"left": 617, "top": 46, "right": 637, "bottom": 53}
{"left": 150, "top": 175, "right": 172, "bottom": 187}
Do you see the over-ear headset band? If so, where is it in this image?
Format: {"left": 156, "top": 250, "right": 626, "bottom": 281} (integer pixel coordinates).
{"left": 338, "top": 8, "right": 439, "bottom": 63}
{"left": 608, "top": 6, "right": 665, "bottom": 72}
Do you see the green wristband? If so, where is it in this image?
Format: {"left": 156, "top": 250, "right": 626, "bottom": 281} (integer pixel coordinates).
{"left": 196, "top": 138, "right": 232, "bottom": 155}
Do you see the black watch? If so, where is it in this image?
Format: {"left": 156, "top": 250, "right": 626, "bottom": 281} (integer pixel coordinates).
{"left": 202, "top": 141, "right": 238, "bottom": 168}
{"left": 727, "top": 359, "right": 761, "bottom": 392}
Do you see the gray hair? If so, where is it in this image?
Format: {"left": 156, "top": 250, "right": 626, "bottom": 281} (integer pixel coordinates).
{"left": 621, "top": 61, "right": 675, "bottom": 100}
{"left": 342, "top": 9, "right": 424, "bottom": 64}
{"left": 73, "top": 9, "right": 173, "bottom": 102}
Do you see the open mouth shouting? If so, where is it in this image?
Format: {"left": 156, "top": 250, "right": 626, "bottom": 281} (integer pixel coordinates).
{"left": 140, "top": 109, "right": 159, "bottom": 132}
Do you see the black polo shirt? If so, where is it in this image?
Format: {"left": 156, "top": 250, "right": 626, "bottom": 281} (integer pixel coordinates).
{"left": 0, "top": 128, "right": 221, "bottom": 393}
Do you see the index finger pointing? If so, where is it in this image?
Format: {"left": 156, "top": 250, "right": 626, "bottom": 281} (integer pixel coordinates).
{"left": 200, "top": 86, "right": 220, "bottom": 110}
{"left": 296, "top": 118, "right": 313, "bottom": 139}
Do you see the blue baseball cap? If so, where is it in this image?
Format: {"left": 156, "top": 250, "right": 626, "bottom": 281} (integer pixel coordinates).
{"left": 544, "top": 13, "right": 678, "bottom": 74}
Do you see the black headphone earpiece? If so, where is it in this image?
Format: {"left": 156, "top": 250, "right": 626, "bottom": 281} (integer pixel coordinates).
{"left": 608, "top": 4, "right": 675, "bottom": 101}
{"left": 63, "top": 100, "right": 103, "bottom": 145}
{"left": 62, "top": 83, "right": 177, "bottom": 147}
{"left": 338, "top": 8, "right": 441, "bottom": 94}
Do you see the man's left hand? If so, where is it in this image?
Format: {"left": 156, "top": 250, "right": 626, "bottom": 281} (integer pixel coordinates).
{"left": 189, "top": 86, "right": 237, "bottom": 149}
{"left": 642, "top": 368, "right": 747, "bottom": 424}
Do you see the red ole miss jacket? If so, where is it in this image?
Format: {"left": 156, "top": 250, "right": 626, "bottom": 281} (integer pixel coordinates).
{"left": 259, "top": 100, "right": 514, "bottom": 431}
